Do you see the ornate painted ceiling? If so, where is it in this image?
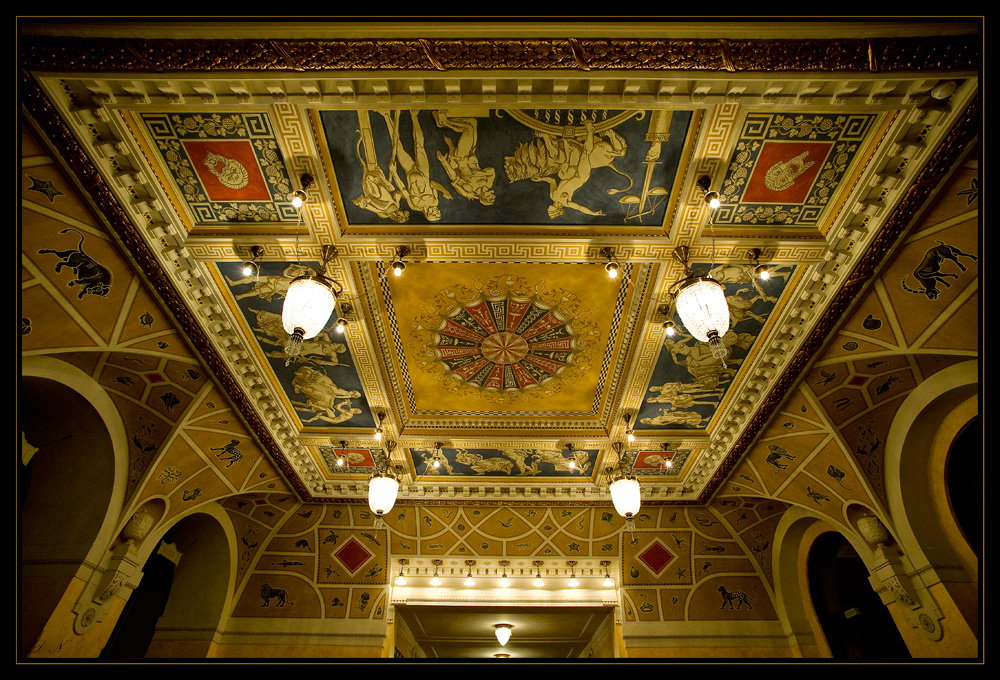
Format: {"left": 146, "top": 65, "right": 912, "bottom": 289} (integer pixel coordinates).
{"left": 20, "top": 20, "right": 980, "bottom": 507}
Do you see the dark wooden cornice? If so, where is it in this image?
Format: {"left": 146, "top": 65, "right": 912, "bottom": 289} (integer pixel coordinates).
{"left": 20, "top": 33, "right": 981, "bottom": 74}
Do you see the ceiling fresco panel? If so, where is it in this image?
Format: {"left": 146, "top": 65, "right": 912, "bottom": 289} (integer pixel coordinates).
{"left": 135, "top": 111, "right": 301, "bottom": 230}
{"left": 212, "top": 260, "right": 376, "bottom": 433}
{"left": 318, "top": 108, "right": 695, "bottom": 232}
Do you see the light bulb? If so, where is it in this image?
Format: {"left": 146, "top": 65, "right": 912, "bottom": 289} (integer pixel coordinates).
{"left": 500, "top": 573, "right": 510, "bottom": 587}
{"left": 605, "top": 262, "right": 619, "bottom": 279}
{"left": 395, "top": 572, "right": 406, "bottom": 586}
{"left": 534, "top": 574, "right": 543, "bottom": 587}
{"left": 291, "top": 190, "right": 307, "bottom": 209}
{"left": 758, "top": 266, "right": 770, "bottom": 280}
{"left": 603, "top": 575, "right": 614, "bottom": 587}
{"left": 432, "top": 459, "right": 440, "bottom": 468}
{"left": 569, "top": 575, "right": 579, "bottom": 587}
{"left": 336, "top": 456, "right": 344, "bottom": 467}
{"left": 568, "top": 459, "right": 575, "bottom": 469}
{"left": 374, "top": 428, "right": 382, "bottom": 441}
{"left": 627, "top": 430, "right": 635, "bottom": 442}
{"left": 430, "top": 573, "right": 441, "bottom": 586}
{"left": 335, "top": 318, "right": 346, "bottom": 333}
{"left": 465, "top": 574, "right": 475, "bottom": 587}
{"left": 665, "top": 460, "right": 673, "bottom": 468}
{"left": 242, "top": 264, "right": 254, "bottom": 277}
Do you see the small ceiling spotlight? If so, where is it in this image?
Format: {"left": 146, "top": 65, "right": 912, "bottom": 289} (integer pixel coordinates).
{"left": 533, "top": 560, "right": 544, "bottom": 587}
{"left": 662, "top": 442, "right": 674, "bottom": 468}
{"left": 601, "top": 561, "right": 614, "bottom": 587}
{"left": 696, "top": 175, "right": 721, "bottom": 210}
{"left": 565, "top": 443, "right": 576, "bottom": 469}
{"left": 395, "top": 559, "right": 408, "bottom": 586}
{"left": 499, "top": 560, "right": 511, "bottom": 587}
{"left": 373, "top": 412, "right": 386, "bottom": 442}
{"left": 465, "top": 560, "right": 476, "bottom": 587}
{"left": 290, "top": 173, "right": 314, "bottom": 209}
{"left": 567, "top": 561, "right": 579, "bottom": 587}
{"left": 601, "top": 246, "right": 620, "bottom": 279}
{"left": 747, "top": 247, "right": 770, "bottom": 280}
{"left": 335, "top": 440, "right": 348, "bottom": 467}
{"left": 430, "top": 559, "right": 442, "bottom": 586}
{"left": 623, "top": 413, "right": 635, "bottom": 442}
{"left": 494, "top": 623, "right": 513, "bottom": 647}
{"left": 241, "top": 245, "right": 264, "bottom": 277}
{"left": 391, "top": 246, "right": 410, "bottom": 277}
{"left": 333, "top": 302, "right": 352, "bottom": 334}
{"left": 658, "top": 302, "right": 677, "bottom": 337}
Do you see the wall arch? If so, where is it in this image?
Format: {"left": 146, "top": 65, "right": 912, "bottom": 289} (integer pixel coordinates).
{"left": 884, "top": 359, "right": 979, "bottom": 636}
{"left": 20, "top": 356, "right": 130, "bottom": 656}
{"left": 137, "top": 502, "right": 238, "bottom": 658}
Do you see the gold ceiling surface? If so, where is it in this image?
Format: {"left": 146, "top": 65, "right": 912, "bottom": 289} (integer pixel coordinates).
{"left": 20, "top": 21, "right": 980, "bottom": 505}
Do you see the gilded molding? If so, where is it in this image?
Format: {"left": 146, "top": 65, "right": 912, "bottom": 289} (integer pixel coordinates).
{"left": 21, "top": 35, "right": 980, "bottom": 73}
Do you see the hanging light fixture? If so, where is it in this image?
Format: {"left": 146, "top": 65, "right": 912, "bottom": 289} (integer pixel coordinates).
{"left": 499, "top": 560, "right": 510, "bottom": 587}
{"left": 464, "top": 560, "right": 476, "bottom": 586}
{"left": 373, "top": 412, "right": 385, "bottom": 442}
{"left": 334, "top": 302, "right": 352, "bottom": 334}
{"left": 430, "top": 559, "right": 442, "bottom": 586}
{"left": 395, "top": 559, "right": 408, "bottom": 586}
{"left": 664, "top": 245, "right": 730, "bottom": 360}
{"left": 609, "top": 442, "right": 641, "bottom": 534}
{"left": 567, "top": 561, "right": 579, "bottom": 587}
{"left": 368, "top": 441, "right": 399, "bottom": 528}
{"left": 532, "top": 561, "right": 544, "bottom": 587}
{"left": 494, "top": 623, "right": 513, "bottom": 647}
{"left": 281, "top": 244, "right": 345, "bottom": 363}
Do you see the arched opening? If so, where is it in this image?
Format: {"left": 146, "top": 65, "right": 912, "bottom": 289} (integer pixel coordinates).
{"left": 807, "top": 531, "right": 910, "bottom": 660}
{"left": 100, "top": 510, "right": 233, "bottom": 659}
{"left": 99, "top": 537, "right": 176, "bottom": 659}
{"left": 19, "top": 375, "right": 116, "bottom": 657}
{"left": 945, "top": 415, "right": 981, "bottom": 559}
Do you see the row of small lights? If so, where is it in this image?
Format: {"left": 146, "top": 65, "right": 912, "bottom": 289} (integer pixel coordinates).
{"left": 394, "top": 560, "right": 615, "bottom": 589}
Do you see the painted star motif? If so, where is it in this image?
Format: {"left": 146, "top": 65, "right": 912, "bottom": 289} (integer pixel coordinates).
{"left": 27, "top": 175, "right": 63, "bottom": 202}
{"left": 956, "top": 177, "right": 979, "bottom": 206}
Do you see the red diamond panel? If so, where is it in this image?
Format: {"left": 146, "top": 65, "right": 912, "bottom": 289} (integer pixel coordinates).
{"left": 638, "top": 540, "right": 675, "bottom": 575}
{"left": 334, "top": 537, "right": 373, "bottom": 574}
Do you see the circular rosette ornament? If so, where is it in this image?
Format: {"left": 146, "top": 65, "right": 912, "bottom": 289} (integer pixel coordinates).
{"left": 419, "top": 283, "right": 593, "bottom": 398}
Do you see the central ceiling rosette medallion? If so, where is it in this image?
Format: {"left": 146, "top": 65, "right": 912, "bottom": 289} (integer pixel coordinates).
{"left": 412, "top": 274, "right": 599, "bottom": 404}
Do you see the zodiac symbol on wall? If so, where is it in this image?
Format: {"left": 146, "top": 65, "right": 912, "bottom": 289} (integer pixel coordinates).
{"left": 826, "top": 465, "right": 852, "bottom": 489}
{"left": 202, "top": 151, "right": 249, "bottom": 189}
{"left": 901, "top": 240, "right": 977, "bottom": 300}
{"left": 433, "top": 111, "right": 496, "bottom": 206}
{"left": 504, "top": 118, "right": 629, "bottom": 219}
{"left": 290, "top": 366, "right": 363, "bottom": 426}
{"left": 765, "top": 444, "right": 796, "bottom": 470}
{"left": 210, "top": 439, "right": 244, "bottom": 467}
{"left": 378, "top": 110, "right": 453, "bottom": 222}
{"left": 260, "top": 583, "right": 290, "bottom": 607}
{"left": 718, "top": 585, "right": 756, "bottom": 610}
{"left": 38, "top": 228, "right": 113, "bottom": 299}
{"left": 639, "top": 594, "right": 655, "bottom": 612}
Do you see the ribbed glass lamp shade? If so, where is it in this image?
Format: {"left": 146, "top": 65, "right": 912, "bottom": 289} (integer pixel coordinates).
{"left": 282, "top": 276, "right": 337, "bottom": 340}
{"left": 674, "top": 278, "right": 730, "bottom": 343}
{"left": 368, "top": 474, "right": 400, "bottom": 517}
{"left": 610, "top": 475, "right": 641, "bottom": 519}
